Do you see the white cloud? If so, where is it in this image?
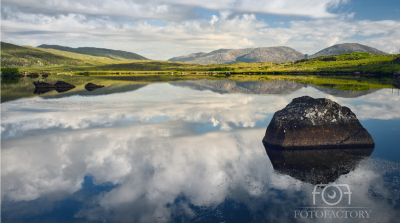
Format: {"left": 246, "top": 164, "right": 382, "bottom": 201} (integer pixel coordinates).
{"left": 3, "top": 0, "right": 399, "bottom": 60}
{"left": 2, "top": 5, "right": 400, "bottom": 60}
{"left": 2, "top": 0, "right": 347, "bottom": 20}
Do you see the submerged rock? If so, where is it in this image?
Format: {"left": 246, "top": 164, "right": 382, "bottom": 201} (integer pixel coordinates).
{"left": 85, "top": 83, "right": 105, "bottom": 91}
{"left": 262, "top": 96, "right": 374, "bottom": 149}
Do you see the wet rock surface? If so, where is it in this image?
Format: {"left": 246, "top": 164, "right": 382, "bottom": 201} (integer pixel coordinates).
{"left": 263, "top": 96, "right": 374, "bottom": 149}
{"left": 85, "top": 83, "right": 105, "bottom": 91}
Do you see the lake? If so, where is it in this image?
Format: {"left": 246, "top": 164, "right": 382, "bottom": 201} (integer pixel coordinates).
{"left": 1, "top": 77, "right": 400, "bottom": 222}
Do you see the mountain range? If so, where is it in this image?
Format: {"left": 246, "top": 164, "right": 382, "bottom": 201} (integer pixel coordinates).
{"left": 168, "top": 43, "right": 389, "bottom": 65}
{"left": 38, "top": 44, "right": 148, "bottom": 60}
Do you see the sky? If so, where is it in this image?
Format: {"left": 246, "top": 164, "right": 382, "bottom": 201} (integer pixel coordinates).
{"left": 1, "top": 0, "right": 400, "bottom": 60}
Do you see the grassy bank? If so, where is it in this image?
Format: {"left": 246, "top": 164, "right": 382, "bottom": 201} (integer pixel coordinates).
{"left": 2, "top": 42, "right": 400, "bottom": 76}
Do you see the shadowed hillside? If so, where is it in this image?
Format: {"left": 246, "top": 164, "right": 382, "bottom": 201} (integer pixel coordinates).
{"left": 1, "top": 42, "right": 82, "bottom": 67}
{"left": 38, "top": 44, "right": 148, "bottom": 60}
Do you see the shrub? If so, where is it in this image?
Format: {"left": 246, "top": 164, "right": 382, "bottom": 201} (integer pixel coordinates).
{"left": 1, "top": 67, "right": 19, "bottom": 76}
{"left": 208, "top": 67, "right": 235, "bottom": 71}
{"left": 295, "top": 59, "right": 309, "bottom": 64}
{"left": 319, "top": 57, "right": 338, "bottom": 61}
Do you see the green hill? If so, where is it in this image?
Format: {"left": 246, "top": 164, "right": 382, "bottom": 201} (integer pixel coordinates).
{"left": 1, "top": 42, "right": 187, "bottom": 72}
{"left": 1, "top": 42, "right": 82, "bottom": 67}
{"left": 29, "top": 46, "right": 125, "bottom": 64}
{"left": 38, "top": 44, "right": 148, "bottom": 60}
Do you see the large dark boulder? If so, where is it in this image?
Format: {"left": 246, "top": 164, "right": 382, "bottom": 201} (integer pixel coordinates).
{"left": 263, "top": 96, "right": 374, "bottom": 149}
{"left": 85, "top": 83, "right": 105, "bottom": 91}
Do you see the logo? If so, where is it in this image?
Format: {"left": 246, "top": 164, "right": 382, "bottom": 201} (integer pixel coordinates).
{"left": 312, "top": 184, "right": 352, "bottom": 206}
{"left": 294, "top": 184, "right": 372, "bottom": 219}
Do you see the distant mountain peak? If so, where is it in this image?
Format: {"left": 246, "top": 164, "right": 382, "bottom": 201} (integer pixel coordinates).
{"left": 310, "top": 43, "right": 388, "bottom": 58}
{"left": 168, "top": 46, "right": 305, "bottom": 65}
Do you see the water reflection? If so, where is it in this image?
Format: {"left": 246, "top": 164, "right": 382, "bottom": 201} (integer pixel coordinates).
{"left": 1, "top": 80, "right": 400, "bottom": 222}
{"left": 312, "top": 85, "right": 378, "bottom": 98}
{"left": 1, "top": 77, "right": 20, "bottom": 85}
{"left": 33, "top": 87, "right": 55, "bottom": 95}
{"left": 264, "top": 144, "right": 374, "bottom": 184}
{"left": 171, "top": 80, "right": 304, "bottom": 95}
{"left": 171, "top": 79, "right": 381, "bottom": 98}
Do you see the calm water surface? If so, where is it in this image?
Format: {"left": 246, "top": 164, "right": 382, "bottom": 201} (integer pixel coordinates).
{"left": 1, "top": 79, "right": 400, "bottom": 222}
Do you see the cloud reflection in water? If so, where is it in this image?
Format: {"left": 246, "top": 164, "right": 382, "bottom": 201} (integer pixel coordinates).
{"left": 1, "top": 81, "right": 400, "bottom": 222}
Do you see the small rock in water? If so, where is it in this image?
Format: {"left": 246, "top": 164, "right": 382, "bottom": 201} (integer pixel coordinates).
{"left": 54, "top": 81, "right": 75, "bottom": 89}
{"left": 262, "top": 96, "right": 374, "bottom": 149}
{"left": 33, "top": 81, "right": 55, "bottom": 88}
{"left": 85, "top": 83, "right": 105, "bottom": 91}
{"left": 53, "top": 81, "right": 76, "bottom": 93}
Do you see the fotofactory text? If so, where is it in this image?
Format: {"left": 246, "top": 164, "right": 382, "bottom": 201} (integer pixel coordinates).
{"left": 294, "top": 184, "right": 372, "bottom": 219}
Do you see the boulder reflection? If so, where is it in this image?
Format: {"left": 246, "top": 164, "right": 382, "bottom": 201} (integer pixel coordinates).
{"left": 264, "top": 143, "right": 374, "bottom": 184}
